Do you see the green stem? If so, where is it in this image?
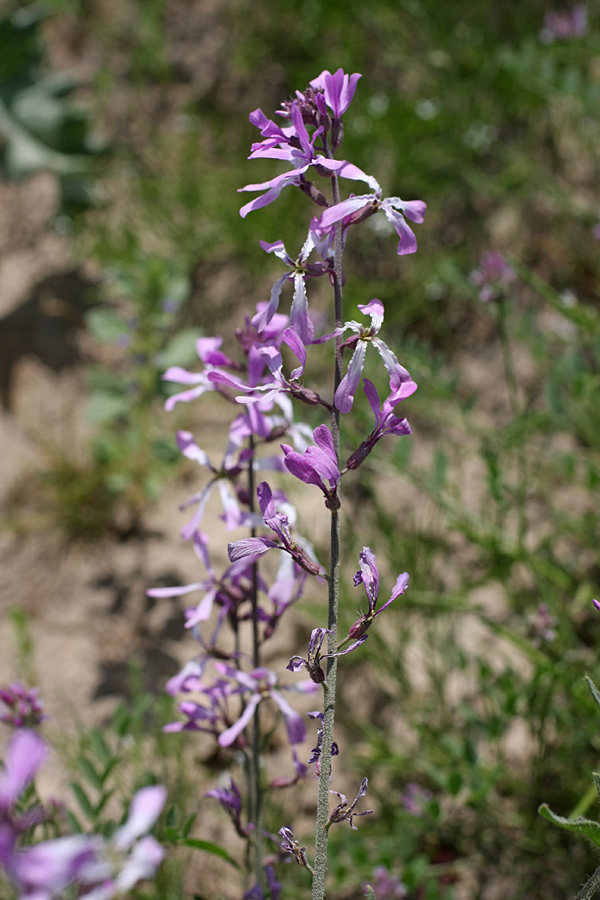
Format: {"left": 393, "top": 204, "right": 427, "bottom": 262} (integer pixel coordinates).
{"left": 312, "top": 157, "right": 344, "bottom": 900}
{"left": 247, "top": 434, "right": 264, "bottom": 892}
{"left": 496, "top": 296, "right": 528, "bottom": 551}
{"left": 574, "top": 866, "right": 600, "bottom": 900}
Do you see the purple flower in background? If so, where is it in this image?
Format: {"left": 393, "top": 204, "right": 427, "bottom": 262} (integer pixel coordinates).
{"left": 281, "top": 424, "right": 341, "bottom": 510}
{"left": 328, "top": 777, "right": 373, "bottom": 830}
{"left": 527, "top": 603, "right": 558, "bottom": 646}
{"left": 316, "top": 183, "right": 426, "bottom": 256}
{"left": 78, "top": 786, "right": 166, "bottom": 900}
{"left": 348, "top": 548, "right": 409, "bottom": 640}
{"left": 593, "top": 599, "right": 600, "bottom": 613}
{"left": 335, "top": 299, "right": 410, "bottom": 414}
{"left": 213, "top": 663, "right": 318, "bottom": 749}
{"left": 0, "top": 729, "right": 47, "bottom": 810}
{"left": 400, "top": 783, "right": 432, "bottom": 817}
{"left": 8, "top": 835, "right": 100, "bottom": 900}
{"left": 364, "top": 866, "right": 408, "bottom": 899}
{"left": 470, "top": 251, "right": 516, "bottom": 302}
{"left": 540, "top": 5, "right": 587, "bottom": 42}
{"left": 346, "top": 377, "right": 416, "bottom": 470}
{"left": 0, "top": 683, "right": 46, "bottom": 729}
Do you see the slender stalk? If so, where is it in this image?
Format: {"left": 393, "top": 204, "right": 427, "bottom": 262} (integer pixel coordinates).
{"left": 312, "top": 160, "right": 344, "bottom": 900}
{"left": 247, "top": 434, "right": 264, "bottom": 891}
{"left": 496, "top": 297, "right": 527, "bottom": 550}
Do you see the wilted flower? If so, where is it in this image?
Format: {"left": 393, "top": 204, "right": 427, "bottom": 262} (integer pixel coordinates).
{"left": 328, "top": 777, "right": 373, "bottom": 830}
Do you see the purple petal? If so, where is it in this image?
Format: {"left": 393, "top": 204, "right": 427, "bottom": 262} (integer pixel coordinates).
{"left": 228, "top": 537, "right": 277, "bottom": 562}
{"left": 335, "top": 342, "right": 367, "bottom": 413}
{"left": 114, "top": 786, "right": 167, "bottom": 851}
{"left": 219, "top": 694, "right": 261, "bottom": 747}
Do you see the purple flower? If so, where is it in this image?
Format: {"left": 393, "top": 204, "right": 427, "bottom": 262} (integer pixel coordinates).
{"left": 540, "top": 5, "right": 587, "bottom": 42}
{"left": 228, "top": 482, "right": 326, "bottom": 578}
{"left": 469, "top": 251, "right": 516, "bottom": 302}
{"left": 348, "top": 548, "right": 409, "bottom": 640}
{"left": 316, "top": 184, "right": 426, "bottom": 256}
{"left": 593, "top": 599, "right": 600, "bottom": 613}
{"left": 213, "top": 664, "right": 318, "bottom": 749}
{"left": 161, "top": 336, "right": 237, "bottom": 411}
{"left": 287, "top": 628, "right": 332, "bottom": 684}
{"left": 527, "top": 603, "right": 558, "bottom": 646}
{"left": 253, "top": 227, "right": 333, "bottom": 342}
{"left": 0, "top": 683, "right": 46, "bottom": 729}
{"left": 78, "top": 786, "right": 166, "bottom": 899}
{"left": 148, "top": 530, "right": 266, "bottom": 632}
{"left": 310, "top": 68, "right": 362, "bottom": 118}
{"left": 205, "top": 779, "right": 250, "bottom": 838}
{"left": 346, "top": 377, "right": 416, "bottom": 470}
{"left": 400, "top": 783, "right": 432, "bottom": 818}
{"left": 328, "top": 777, "right": 373, "bottom": 830}
{"left": 8, "top": 834, "right": 100, "bottom": 900}
{"left": 281, "top": 424, "right": 341, "bottom": 510}
{"left": 364, "top": 865, "right": 408, "bottom": 899}
{"left": 239, "top": 100, "right": 378, "bottom": 217}
{"left": 0, "top": 729, "right": 47, "bottom": 809}
{"left": 335, "top": 299, "right": 411, "bottom": 414}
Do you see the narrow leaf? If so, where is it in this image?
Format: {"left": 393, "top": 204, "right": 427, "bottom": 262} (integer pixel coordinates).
{"left": 538, "top": 804, "right": 600, "bottom": 847}
{"left": 71, "top": 782, "right": 95, "bottom": 822}
{"left": 76, "top": 755, "right": 103, "bottom": 792}
{"left": 586, "top": 676, "right": 600, "bottom": 712}
{"left": 180, "top": 838, "right": 240, "bottom": 869}
{"left": 88, "top": 729, "right": 112, "bottom": 767}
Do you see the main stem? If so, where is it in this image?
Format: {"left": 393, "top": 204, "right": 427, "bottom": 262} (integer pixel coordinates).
{"left": 248, "top": 434, "right": 264, "bottom": 892}
{"left": 312, "top": 164, "right": 344, "bottom": 900}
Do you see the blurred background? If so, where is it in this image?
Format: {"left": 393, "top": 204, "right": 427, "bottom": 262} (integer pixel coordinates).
{"left": 1, "top": 1, "right": 599, "bottom": 898}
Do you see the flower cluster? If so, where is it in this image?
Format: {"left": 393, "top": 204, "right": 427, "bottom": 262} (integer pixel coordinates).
{"left": 150, "top": 66, "right": 424, "bottom": 894}
{"left": 0, "top": 682, "right": 46, "bottom": 728}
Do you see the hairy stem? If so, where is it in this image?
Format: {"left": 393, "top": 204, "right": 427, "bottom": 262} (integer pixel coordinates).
{"left": 312, "top": 160, "right": 344, "bottom": 900}
{"left": 248, "top": 434, "right": 264, "bottom": 891}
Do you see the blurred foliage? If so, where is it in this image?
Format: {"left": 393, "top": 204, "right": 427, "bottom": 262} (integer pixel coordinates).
{"left": 0, "top": 4, "right": 103, "bottom": 212}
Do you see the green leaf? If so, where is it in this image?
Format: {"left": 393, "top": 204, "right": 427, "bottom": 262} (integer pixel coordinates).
{"left": 538, "top": 804, "right": 600, "bottom": 847}
{"left": 88, "top": 729, "right": 112, "bottom": 767}
{"left": 85, "top": 392, "right": 130, "bottom": 425}
{"left": 594, "top": 774, "right": 600, "bottom": 804}
{"left": 85, "top": 308, "right": 128, "bottom": 343}
{"left": 93, "top": 789, "right": 115, "bottom": 819}
{"left": 76, "top": 755, "right": 103, "bottom": 792}
{"left": 71, "top": 782, "right": 95, "bottom": 822}
{"left": 156, "top": 328, "right": 203, "bottom": 369}
{"left": 585, "top": 676, "right": 600, "bottom": 712}
{"left": 180, "top": 838, "right": 240, "bottom": 869}
{"left": 64, "top": 809, "right": 83, "bottom": 834}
